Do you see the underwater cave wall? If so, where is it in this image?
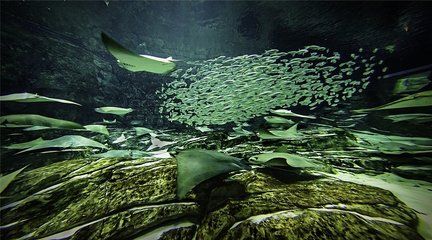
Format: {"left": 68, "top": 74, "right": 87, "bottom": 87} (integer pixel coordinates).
{"left": 1, "top": 1, "right": 431, "bottom": 127}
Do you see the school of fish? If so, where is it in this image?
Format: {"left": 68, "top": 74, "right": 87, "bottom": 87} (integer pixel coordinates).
{"left": 157, "top": 46, "right": 384, "bottom": 126}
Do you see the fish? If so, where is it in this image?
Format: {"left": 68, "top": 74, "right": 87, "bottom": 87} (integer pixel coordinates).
{"left": 176, "top": 149, "right": 250, "bottom": 199}
{"left": 354, "top": 90, "right": 432, "bottom": 113}
{"left": 101, "top": 32, "right": 176, "bottom": 74}
{"left": 147, "top": 136, "right": 177, "bottom": 151}
{"left": 95, "top": 106, "right": 133, "bottom": 116}
{"left": 392, "top": 71, "right": 430, "bottom": 95}
{"left": 270, "top": 109, "right": 316, "bottom": 119}
{"left": 157, "top": 46, "right": 375, "bottom": 126}
{"left": 0, "top": 92, "right": 81, "bottom": 106}
{"left": 384, "top": 113, "right": 432, "bottom": 124}
{"left": 113, "top": 133, "right": 128, "bottom": 144}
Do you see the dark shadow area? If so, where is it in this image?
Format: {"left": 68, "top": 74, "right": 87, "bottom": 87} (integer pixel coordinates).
{"left": 257, "top": 167, "right": 324, "bottom": 183}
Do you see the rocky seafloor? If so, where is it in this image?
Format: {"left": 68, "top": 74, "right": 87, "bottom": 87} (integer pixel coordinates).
{"left": 1, "top": 121, "right": 431, "bottom": 240}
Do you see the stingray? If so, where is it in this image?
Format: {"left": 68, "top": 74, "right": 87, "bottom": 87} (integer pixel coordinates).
{"left": 17, "top": 135, "right": 107, "bottom": 154}
{"left": 384, "top": 113, "right": 432, "bottom": 124}
{"left": 95, "top": 107, "right": 133, "bottom": 117}
{"left": 5, "top": 138, "right": 45, "bottom": 150}
{"left": 258, "top": 123, "right": 305, "bottom": 140}
{"left": 147, "top": 135, "right": 176, "bottom": 151}
{"left": 0, "top": 92, "right": 81, "bottom": 106}
{"left": 134, "top": 127, "right": 154, "bottom": 137}
{"left": 101, "top": 32, "right": 176, "bottom": 74}
{"left": 270, "top": 109, "right": 316, "bottom": 119}
{"left": 112, "top": 133, "right": 129, "bottom": 144}
{"left": 0, "top": 114, "right": 83, "bottom": 130}
{"left": 264, "top": 116, "right": 295, "bottom": 125}
{"left": 353, "top": 90, "right": 432, "bottom": 113}
{"left": 83, "top": 124, "right": 109, "bottom": 136}
{"left": 175, "top": 149, "right": 251, "bottom": 199}
{"left": 249, "top": 152, "right": 321, "bottom": 168}
{"left": 0, "top": 166, "right": 28, "bottom": 194}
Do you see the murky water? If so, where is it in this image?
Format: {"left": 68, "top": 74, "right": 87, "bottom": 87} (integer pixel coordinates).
{"left": 1, "top": 1, "right": 431, "bottom": 240}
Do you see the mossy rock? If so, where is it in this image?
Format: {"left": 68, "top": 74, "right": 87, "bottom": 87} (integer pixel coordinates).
{"left": 0, "top": 157, "right": 200, "bottom": 239}
{"left": 0, "top": 157, "right": 422, "bottom": 239}
{"left": 195, "top": 171, "right": 420, "bottom": 239}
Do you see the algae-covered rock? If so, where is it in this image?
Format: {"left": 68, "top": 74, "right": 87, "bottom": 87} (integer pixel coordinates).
{"left": 195, "top": 170, "right": 421, "bottom": 240}
{"left": 0, "top": 157, "right": 199, "bottom": 239}
{"left": 0, "top": 157, "right": 422, "bottom": 239}
{"left": 223, "top": 209, "right": 419, "bottom": 240}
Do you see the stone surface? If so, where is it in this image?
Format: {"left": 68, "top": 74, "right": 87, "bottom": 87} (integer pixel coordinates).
{"left": 0, "top": 157, "right": 199, "bottom": 239}
{"left": 223, "top": 209, "right": 418, "bottom": 240}
{"left": 195, "top": 170, "right": 420, "bottom": 239}
{"left": 0, "top": 156, "right": 422, "bottom": 239}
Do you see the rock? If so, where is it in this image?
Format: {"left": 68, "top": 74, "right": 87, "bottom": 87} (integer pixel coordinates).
{"left": 223, "top": 209, "right": 418, "bottom": 240}
{"left": 0, "top": 157, "right": 422, "bottom": 239}
{"left": 0, "top": 157, "right": 200, "bottom": 239}
{"left": 196, "top": 170, "right": 420, "bottom": 239}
